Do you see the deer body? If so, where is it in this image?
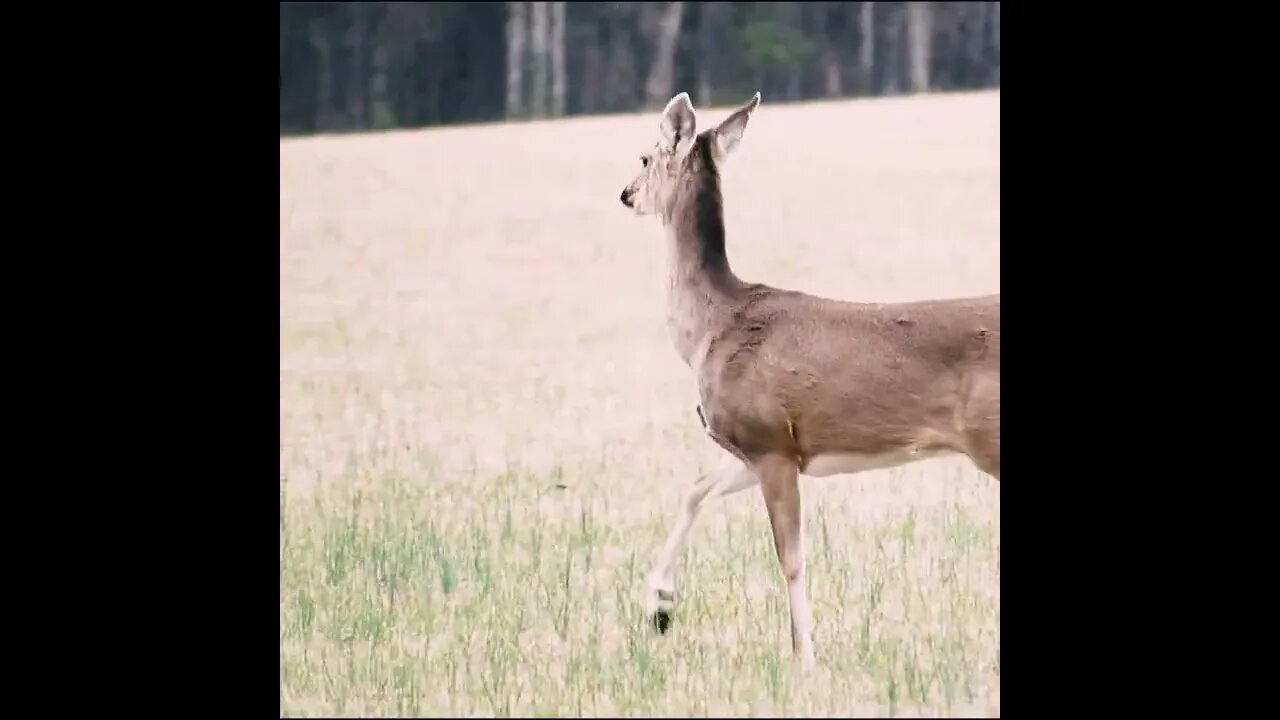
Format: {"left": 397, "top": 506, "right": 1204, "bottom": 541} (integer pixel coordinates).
{"left": 620, "top": 92, "right": 999, "bottom": 664}
{"left": 688, "top": 285, "right": 1000, "bottom": 476}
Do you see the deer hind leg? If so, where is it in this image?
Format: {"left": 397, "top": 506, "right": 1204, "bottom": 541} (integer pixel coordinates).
{"left": 756, "top": 452, "right": 816, "bottom": 665}
{"left": 645, "top": 452, "right": 760, "bottom": 634}
{"left": 961, "top": 372, "right": 1001, "bottom": 480}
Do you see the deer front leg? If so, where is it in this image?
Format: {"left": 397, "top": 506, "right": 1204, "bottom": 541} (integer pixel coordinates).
{"left": 645, "top": 452, "right": 760, "bottom": 633}
{"left": 757, "top": 452, "right": 816, "bottom": 665}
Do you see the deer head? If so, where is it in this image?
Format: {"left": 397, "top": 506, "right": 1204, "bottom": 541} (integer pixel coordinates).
{"left": 619, "top": 91, "right": 761, "bottom": 218}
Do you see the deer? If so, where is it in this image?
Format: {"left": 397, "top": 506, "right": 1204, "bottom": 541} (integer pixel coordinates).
{"left": 618, "top": 91, "right": 999, "bottom": 666}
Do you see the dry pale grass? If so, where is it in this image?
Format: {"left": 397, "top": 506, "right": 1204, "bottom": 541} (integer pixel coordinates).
{"left": 280, "top": 90, "right": 1000, "bottom": 717}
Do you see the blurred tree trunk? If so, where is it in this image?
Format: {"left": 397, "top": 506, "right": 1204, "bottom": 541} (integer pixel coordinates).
{"left": 821, "top": 41, "right": 842, "bottom": 97}
{"left": 644, "top": 2, "right": 685, "bottom": 109}
{"left": 858, "top": 1, "right": 875, "bottom": 94}
{"left": 346, "top": 2, "right": 368, "bottom": 129}
{"left": 309, "top": 24, "right": 327, "bottom": 131}
{"left": 961, "top": 1, "right": 987, "bottom": 87}
{"left": 579, "top": 12, "right": 604, "bottom": 114}
{"left": 817, "top": 1, "right": 843, "bottom": 98}
{"left": 368, "top": 6, "right": 393, "bottom": 129}
{"left": 505, "top": 1, "right": 526, "bottom": 118}
{"left": 696, "top": 2, "right": 722, "bottom": 106}
{"left": 905, "top": 1, "right": 932, "bottom": 93}
{"left": 883, "top": 3, "right": 904, "bottom": 95}
{"left": 785, "top": 2, "right": 805, "bottom": 101}
{"left": 421, "top": 36, "right": 440, "bottom": 125}
{"left": 382, "top": 2, "right": 423, "bottom": 127}
{"left": 989, "top": 1, "right": 1000, "bottom": 85}
{"left": 305, "top": 10, "right": 340, "bottom": 130}
{"left": 529, "top": 2, "right": 550, "bottom": 117}
{"left": 550, "top": 2, "right": 566, "bottom": 116}
{"left": 604, "top": 6, "right": 638, "bottom": 112}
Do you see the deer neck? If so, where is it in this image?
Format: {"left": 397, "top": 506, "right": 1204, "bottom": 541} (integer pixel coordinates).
{"left": 661, "top": 158, "right": 743, "bottom": 367}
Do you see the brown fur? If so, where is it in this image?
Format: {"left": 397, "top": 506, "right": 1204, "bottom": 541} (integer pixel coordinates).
{"left": 701, "top": 288, "right": 1001, "bottom": 478}
{"left": 624, "top": 95, "right": 1000, "bottom": 481}
{"left": 624, "top": 92, "right": 999, "bottom": 663}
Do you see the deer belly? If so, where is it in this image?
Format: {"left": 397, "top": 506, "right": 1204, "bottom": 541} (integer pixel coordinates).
{"left": 800, "top": 448, "right": 953, "bottom": 477}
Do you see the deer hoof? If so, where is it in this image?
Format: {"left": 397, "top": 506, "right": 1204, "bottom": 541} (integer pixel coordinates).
{"left": 646, "top": 587, "right": 676, "bottom": 634}
{"left": 652, "top": 608, "right": 672, "bottom": 634}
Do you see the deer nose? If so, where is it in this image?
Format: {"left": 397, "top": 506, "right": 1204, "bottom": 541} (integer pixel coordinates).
{"left": 620, "top": 189, "right": 633, "bottom": 207}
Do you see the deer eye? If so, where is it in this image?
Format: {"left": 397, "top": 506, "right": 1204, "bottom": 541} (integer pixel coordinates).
{"left": 641, "top": 156, "right": 649, "bottom": 168}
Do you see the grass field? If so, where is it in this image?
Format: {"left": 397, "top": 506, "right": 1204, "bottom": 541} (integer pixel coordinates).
{"left": 280, "top": 90, "right": 1000, "bottom": 717}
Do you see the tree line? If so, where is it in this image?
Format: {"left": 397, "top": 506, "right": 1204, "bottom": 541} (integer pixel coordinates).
{"left": 279, "top": 2, "right": 1000, "bottom": 136}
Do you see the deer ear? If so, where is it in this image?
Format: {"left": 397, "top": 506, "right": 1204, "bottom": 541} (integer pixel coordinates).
{"left": 714, "top": 92, "right": 761, "bottom": 158}
{"left": 660, "top": 92, "right": 697, "bottom": 155}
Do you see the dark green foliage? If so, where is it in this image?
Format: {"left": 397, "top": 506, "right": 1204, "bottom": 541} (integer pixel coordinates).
{"left": 281, "top": 2, "right": 1000, "bottom": 136}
